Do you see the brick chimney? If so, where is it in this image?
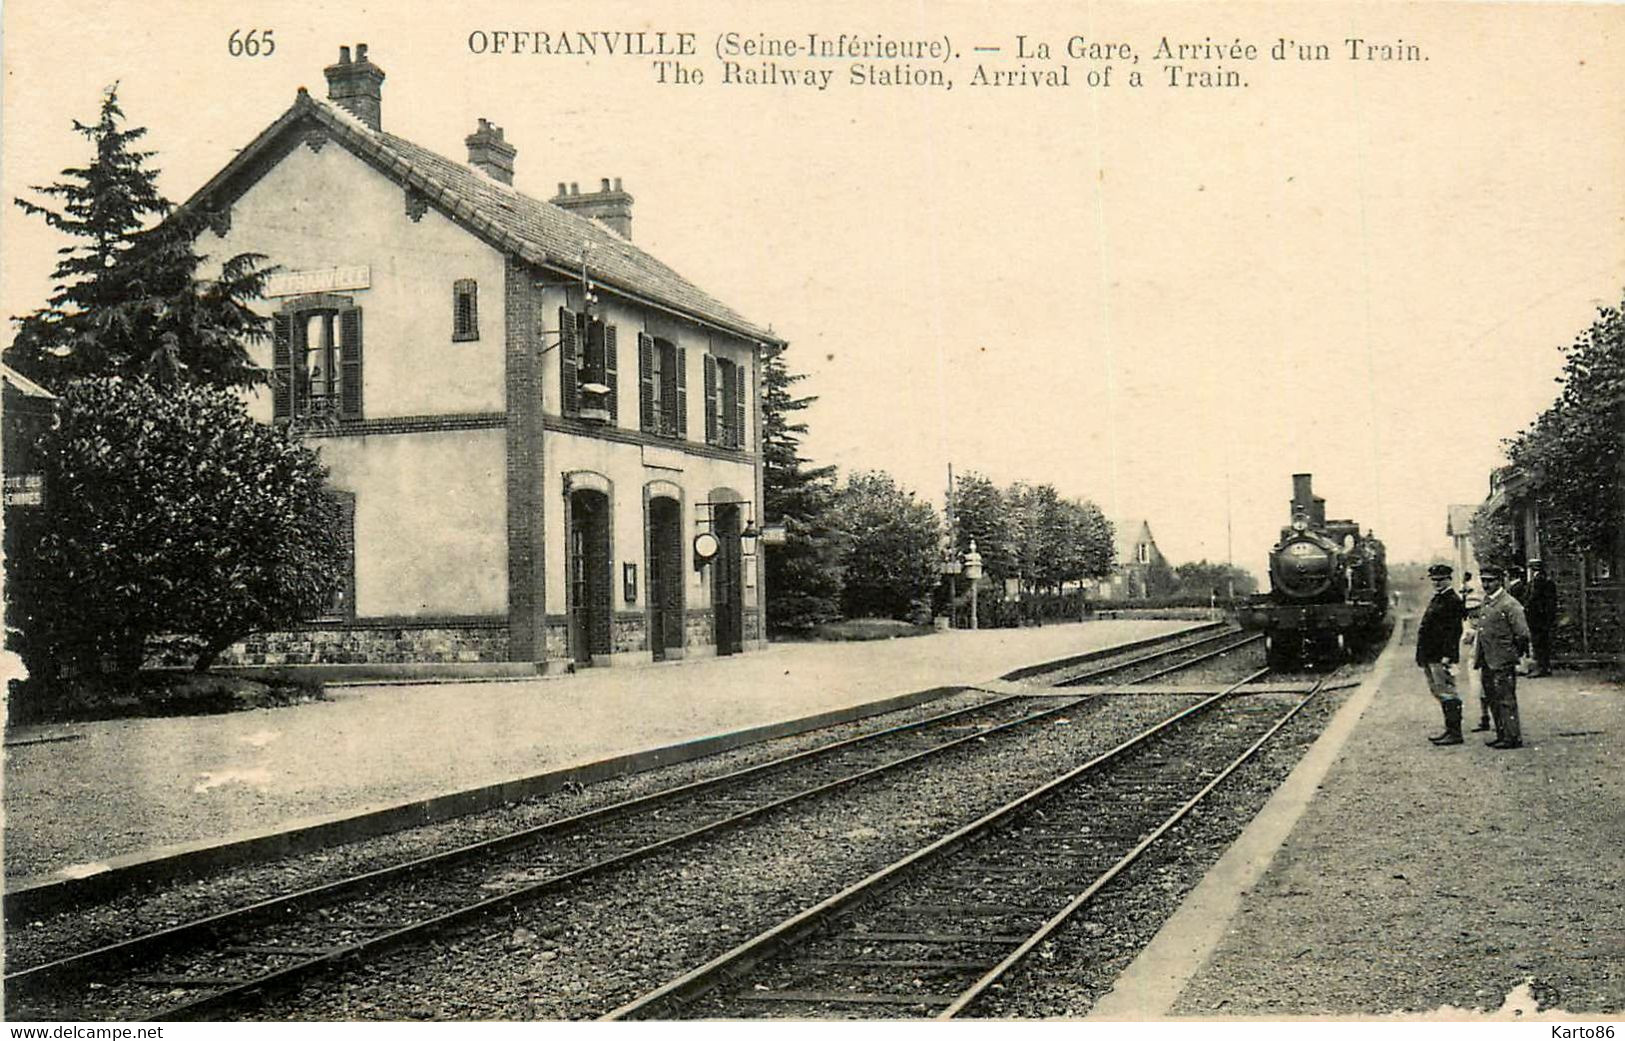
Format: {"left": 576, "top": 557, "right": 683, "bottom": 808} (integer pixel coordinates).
{"left": 324, "top": 44, "right": 386, "bottom": 130}
{"left": 550, "top": 178, "right": 634, "bottom": 239}
{"left": 465, "top": 119, "right": 517, "bottom": 185}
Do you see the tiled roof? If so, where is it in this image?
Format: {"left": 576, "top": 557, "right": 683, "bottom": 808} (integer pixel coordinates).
{"left": 191, "top": 92, "right": 780, "bottom": 345}
{"left": 1111, "top": 518, "right": 1152, "bottom": 563}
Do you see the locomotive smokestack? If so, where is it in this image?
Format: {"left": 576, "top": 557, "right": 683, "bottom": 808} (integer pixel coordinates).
{"left": 1292, "top": 473, "right": 1314, "bottom": 520}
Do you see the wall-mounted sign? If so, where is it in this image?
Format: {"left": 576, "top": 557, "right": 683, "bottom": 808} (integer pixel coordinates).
{"left": 693, "top": 531, "right": 720, "bottom": 563}
{"left": 265, "top": 265, "right": 371, "bottom": 298}
{"left": 3, "top": 475, "right": 44, "bottom": 507}
{"left": 623, "top": 562, "right": 638, "bottom": 604}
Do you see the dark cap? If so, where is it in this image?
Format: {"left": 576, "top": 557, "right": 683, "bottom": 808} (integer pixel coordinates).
{"left": 1480, "top": 565, "right": 1505, "bottom": 580}
{"left": 1427, "top": 564, "right": 1453, "bottom": 579}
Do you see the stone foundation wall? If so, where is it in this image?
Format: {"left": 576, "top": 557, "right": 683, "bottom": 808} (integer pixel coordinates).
{"left": 685, "top": 608, "right": 716, "bottom": 649}
{"left": 613, "top": 611, "right": 648, "bottom": 655}
{"left": 543, "top": 617, "right": 570, "bottom": 661}
{"left": 220, "top": 622, "right": 509, "bottom": 666}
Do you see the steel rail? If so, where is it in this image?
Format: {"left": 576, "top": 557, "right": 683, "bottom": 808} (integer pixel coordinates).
{"left": 4, "top": 691, "right": 1035, "bottom": 1001}
{"left": 9, "top": 627, "right": 1234, "bottom": 1020}
{"left": 144, "top": 688, "right": 1108, "bottom": 1020}
{"left": 937, "top": 671, "right": 1331, "bottom": 1017}
{"left": 1054, "top": 630, "right": 1256, "bottom": 686}
{"left": 600, "top": 665, "right": 1271, "bottom": 1021}
{"left": 143, "top": 688, "right": 1125, "bottom": 1020}
{"left": 151, "top": 635, "right": 1240, "bottom": 1021}
{"left": 1124, "top": 633, "right": 1262, "bottom": 684}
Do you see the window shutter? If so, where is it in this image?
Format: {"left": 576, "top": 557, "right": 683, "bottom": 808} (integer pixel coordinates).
{"left": 340, "top": 307, "right": 364, "bottom": 419}
{"left": 272, "top": 313, "right": 293, "bottom": 420}
{"left": 734, "top": 361, "right": 747, "bottom": 449}
{"left": 638, "top": 332, "right": 655, "bottom": 432}
{"left": 703, "top": 353, "right": 718, "bottom": 445}
{"left": 559, "top": 306, "right": 580, "bottom": 417}
{"left": 604, "top": 324, "right": 618, "bottom": 422}
{"left": 675, "top": 346, "right": 687, "bottom": 439}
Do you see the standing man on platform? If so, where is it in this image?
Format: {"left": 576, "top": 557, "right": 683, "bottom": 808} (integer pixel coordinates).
{"left": 1524, "top": 560, "right": 1558, "bottom": 676}
{"left": 1474, "top": 566, "right": 1532, "bottom": 749}
{"left": 1417, "top": 564, "right": 1467, "bottom": 745}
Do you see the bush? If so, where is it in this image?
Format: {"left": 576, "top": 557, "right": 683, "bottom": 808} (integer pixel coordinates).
{"left": 7, "top": 376, "right": 345, "bottom": 686}
{"left": 8, "top": 671, "right": 327, "bottom": 725}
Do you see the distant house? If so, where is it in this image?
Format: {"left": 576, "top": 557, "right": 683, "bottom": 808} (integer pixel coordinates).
{"left": 1095, "top": 519, "right": 1166, "bottom": 601}
{"left": 1480, "top": 466, "right": 1622, "bottom": 662}
{"left": 1446, "top": 504, "right": 1480, "bottom": 585}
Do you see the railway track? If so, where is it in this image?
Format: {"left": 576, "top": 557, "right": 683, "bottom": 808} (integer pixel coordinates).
{"left": 605, "top": 666, "right": 1325, "bottom": 1020}
{"left": 6, "top": 628, "right": 1244, "bottom": 1021}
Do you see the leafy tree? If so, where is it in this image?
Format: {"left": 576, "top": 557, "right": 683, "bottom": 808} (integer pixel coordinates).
{"left": 1499, "top": 291, "right": 1624, "bottom": 557}
{"left": 760, "top": 348, "right": 844, "bottom": 632}
{"left": 9, "top": 378, "right": 345, "bottom": 683}
{"left": 1145, "top": 556, "right": 1179, "bottom": 598}
{"left": 8, "top": 85, "right": 272, "bottom": 391}
{"left": 833, "top": 471, "right": 942, "bottom": 620}
{"left": 950, "top": 472, "right": 1015, "bottom": 582}
{"left": 1468, "top": 498, "right": 1519, "bottom": 569}
{"left": 1055, "top": 498, "right": 1116, "bottom": 588}
{"left": 1171, "top": 560, "right": 1258, "bottom": 600}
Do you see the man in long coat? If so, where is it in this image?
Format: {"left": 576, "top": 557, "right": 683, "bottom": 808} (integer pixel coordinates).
{"left": 1524, "top": 560, "right": 1559, "bottom": 676}
{"left": 1475, "top": 566, "right": 1532, "bottom": 749}
{"left": 1416, "top": 564, "right": 1467, "bottom": 745}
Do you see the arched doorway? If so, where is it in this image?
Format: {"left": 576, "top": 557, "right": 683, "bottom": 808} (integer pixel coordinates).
{"left": 568, "top": 488, "right": 612, "bottom": 665}
{"left": 647, "top": 495, "right": 684, "bottom": 660}
{"left": 710, "top": 503, "right": 744, "bottom": 656}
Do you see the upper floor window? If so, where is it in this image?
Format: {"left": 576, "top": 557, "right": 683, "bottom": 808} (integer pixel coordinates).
{"left": 559, "top": 306, "right": 618, "bottom": 424}
{"left": 273, "top": 296, "right": 363, "bottom": 423}
{"left": 1136, "top": 543, "right": 1150, "bottom": 564}
{"left": 453, "top": 279, "right": 479, "bottom": 341}
{"left": 639, "top": 333, "right": 686, "bottom": 438}
{"left": 704, "top": 353, "right": 747, "bottom": 450}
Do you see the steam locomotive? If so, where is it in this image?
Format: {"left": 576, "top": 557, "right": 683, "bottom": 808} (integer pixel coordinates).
{"left": 1238, "top": 473, "right": 1389, "bottom": 669}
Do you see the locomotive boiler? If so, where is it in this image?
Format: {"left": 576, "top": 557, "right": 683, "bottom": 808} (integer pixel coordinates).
{"left": 1238, "top": 473, "right": 1389, "bottom": 669}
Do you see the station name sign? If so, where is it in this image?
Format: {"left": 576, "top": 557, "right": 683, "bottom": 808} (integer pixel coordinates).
{"left": 265, "top": 265, "right": 371, "bottom": 298}
{"left": 4, "top": 475, "right": 44, "bottom": 508}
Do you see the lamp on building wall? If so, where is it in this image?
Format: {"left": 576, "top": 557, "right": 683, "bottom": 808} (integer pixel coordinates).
{"left": 740, "top": 520, "right": 761, "bottom": 556}
{"left": 963, "top": 539, "right": 984, "bottom": 631}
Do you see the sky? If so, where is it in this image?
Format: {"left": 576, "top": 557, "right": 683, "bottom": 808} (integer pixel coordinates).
{"left": 3, "top": 0, "right": 1622, "bottom": 578}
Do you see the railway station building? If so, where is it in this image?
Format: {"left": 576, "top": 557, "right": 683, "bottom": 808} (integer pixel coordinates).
{"left": 1479, "top": 466, "right": 1623, "bottom": 664}
{"left": 190, "top": 45, "right": 776, "bottom": 670}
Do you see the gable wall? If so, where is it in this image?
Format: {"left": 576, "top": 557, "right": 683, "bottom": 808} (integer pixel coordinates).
{"left": 209, "top": 138, "right": 508, "bottom": 420}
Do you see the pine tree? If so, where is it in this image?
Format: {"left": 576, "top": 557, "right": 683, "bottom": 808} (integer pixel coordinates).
{"left": 760, "top": 347, "right": 844, "bottom": 632}
{"left": 8, "top": 85, "right": 271, "bottom": 390}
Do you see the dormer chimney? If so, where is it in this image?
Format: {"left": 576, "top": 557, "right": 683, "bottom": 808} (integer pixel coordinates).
{"left": 323, "top": 43, "right": 386, "bottom": 130}
{"left": 465, "top": 118, "right": 517, "bottom": 185}
{"left": 550, "top": 177, "right": 634, "bottom": 239}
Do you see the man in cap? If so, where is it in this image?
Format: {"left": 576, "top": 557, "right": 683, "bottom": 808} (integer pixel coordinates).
{"left": 1474, "top": 565, "right": 1532, "bottom": 749}
{"left": 1416, "top": 564, "right": 1467, "bottom": 744}
{"left": 1524, "top": 560, "right": 1558, "bottom": 676}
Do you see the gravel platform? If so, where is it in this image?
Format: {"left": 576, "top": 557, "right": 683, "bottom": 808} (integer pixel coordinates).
{"left": 1166, "top": 648, "right": 1625, "bottom": 1018}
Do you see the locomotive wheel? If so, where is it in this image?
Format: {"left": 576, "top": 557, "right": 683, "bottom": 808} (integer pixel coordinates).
{"left": 1266, "top": 633, "right": 1300, "bottom": 672}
